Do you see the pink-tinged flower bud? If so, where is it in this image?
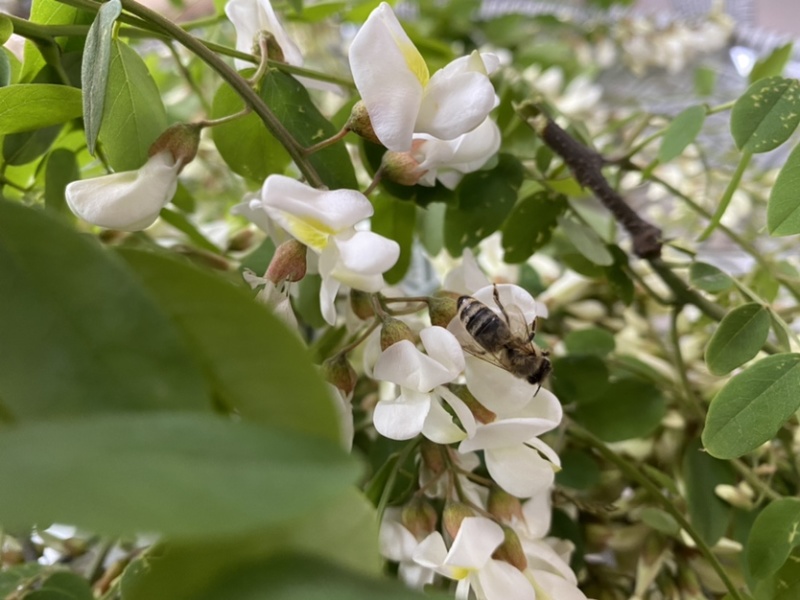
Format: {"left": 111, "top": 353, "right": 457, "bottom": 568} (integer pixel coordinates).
{"left": 401, "top": 498, "right": 438, "bottom": 540}
{"left": 420, "top": 439, "right": 446, "bottom": 477}
{"left": 450, "top": 384, "right": 496, "bottom": 424}
{"left": 350, "top": 289, "right": 375, "bottom": 321}
{"left": 227, "top": 228, "right": 256, "bottom": 252}
{"left": 492, "top": 526, "right": 527, "bottom": 571}
{"left": 381, "top": 150, "right": 426, "bottom": 186}
{"left": 266, "top": 239, "right": 307, "bottom": 284}
{"left": 380, "top": 316, "right": 415, "bottom": 350}
{"left": 321, "top": 354, "right": 358, "bottom": 396}
{"left": 443, "top": 502, "right": 475, "bottom": 540}
{"left": 148, "top": 123, "right": 201, "bottom": 171}
{"left": 346, "top": 101, "right": 381, "bottom": 145}
{"left": 487, "top": 487, "right": 524, "bottom": 525}
{"left": 427, "top": 294, "right": 458, "bottom": 328}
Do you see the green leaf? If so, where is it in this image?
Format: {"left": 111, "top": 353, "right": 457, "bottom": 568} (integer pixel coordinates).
{"left": 0, "top": 84, "right": 82, "bottom": 134}
{"left": 445, "top": 154, "right": 523, "bottom": 255}
{"left": 682, "top": 438, "right": 735, "bottom": 545}
{"left": 119, "top": 249, "right": 341, "bottom": 444}
{"left": 573, "top": 378, "right": 666, "bottom": 442}
{"left": 371, "top": 194, "right": 414, "bottom": 284}
{"left": 2, "top": 124, "right": 62, "bottom": 165}
{"left": 564, "top": 328, "right": 615, "bottom": 357}
{"left": 0, "top": 15, "right": 12, "bottom": 44}
{"left": 295, "top": 273, "right": 326, "bottom": 328}
{"left": 640, "top": 507, "right": 680, "bottom": 536}
{"left": 694, "top": 65, "right": 717, "bottom": 96}
{"left": 97, "top": 39, "right": 168, "bottom": 171}
{"left": 0, "top": 563, "right": 47, "bottom": 597}
{"left": 690, "top": 261, "right": 734, "bottom": 293}
{"left": 33, "top": 572, "right": 94, "bottom": 600}
{"left": 750, "top": 43, "right": 794, "bottom": 83}
{"left": 0, "top": 413, "right": 359, "bottom": 537}
{"left": 81, "top": 0, "right": 121, "bottom": 156}
{"left": 501, "top": 191, "right": 567, "bottom": 263}
{"left": 753, "top": 547, "right": 800, "bottom": 600}
{"left": 260, "top": 69, "right": 357, "bottom": 189}
{"left": 730, "top": 77, "right": 800, "bottom": 154}
{"left": 120, "top": 490, "right": 382, "bottom": 600}
{"left": 551, "top": 355, "right": 609, "bottom": 404}
{"left": 557, "top": 214, "right": 613, "bottom": 266}
{"left": 767, "top": 142, "right": 800, "bottom": 236}
{"left": 211, "top": 79, "right": 291, "bottom": 181}
{"left": 0, "top": 48, "right": 11, "bottom": 88}
{"left": 703, "top": 353, "right": 800, "bottom": 459}
{"left": 21, "top": 0, "right": 81, "bottom": 81}
{"left": 555, "top": 450, "right": 601, "bottom": 490}
{"left": 658, "top": 105, "right": 706, "bottom": 163}
{"left": 44, "top": 148, "right": 79, "bottom": 219}
{"left": 158, "top": 208, "right": 223, "bottom": 255}
{"left": 748, "top": 498, "right": 800, "bottom": 581}
{"left": 0, "top": 201, "right": 210, "bottom": 419}
{"left": 705, "top": 303, "right": 771, "bottom": 375}
{"left": 417, "top": 201, "right": 446, "bottom": 257}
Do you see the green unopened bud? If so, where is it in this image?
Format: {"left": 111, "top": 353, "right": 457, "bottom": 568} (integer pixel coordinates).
{"left": 350, "top": 289, "right": 375, "bottom": 321}
{"left": 450, "top": 384, "right": 496, "bottom": 424}
{"left": 381, "top": 151, "right": 426, "bottom": 186}
{"left": 420, "top": 439, "right": 447, "bottom": 476}
{"left": 321, "top": 354, "right": 358, "bottom": 396}
{"left": 257, "top": 31, "right": 285, "bottom": 64}
{"left": 266, "top": 239, "right": 307, "bottom": 284}
{"left": 492, "top": 526, "right": 527, "bottom": 571}
{"left": 443, "top": 502, "right": 474, "bottom": 540}
{"left": 428, "top": 295, "right": 458, "bottom": 328}
{"left": 149, "top": 123, "right": 201, "bottom": 171}
{"left": 380, "top": 316, "right": 415, "bottom": 350}
{"left": 487, "top": 487, "right": 524, "bottom": 525}
{"left": 401, "top": 498, "right": 438, "bottom": 540}
{"left": 346, "top": 101, "right": 381, "bottom": 145}
{"left": 227, "top": 228, "right": 256, "bottom": 252}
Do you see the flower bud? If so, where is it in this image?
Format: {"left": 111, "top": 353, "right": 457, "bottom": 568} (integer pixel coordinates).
{"left": 443, "top": 502, "right": 474, "bottom": 540}
{"left": 258, "top": 31, "right": 285, "bottom": 64}
{"left": 227, "top": 228, "right": 256, "bottom": 252}
{"left": 350, "top": 289, "right": 375, "bottom": 321}
{"left": 401, "top": 498, "right": 438, "bottom": 540}
{"left": 266, "top": 239, "right": 307, "bottom": 284}
{"left": 148, "top": 123, "right": 201, "bottom": 171}
{"left": 487, "top": 487, "right": 524, "bottom": 525}
{"left": 714, "top": 482, "right": 754, "bottom": 510}
{"left": 380, "top": 316, "right": 415, "bottom": 350}
{"left": 428, "top": 295, "right": 458, "bottom": 328}
{"left": 450, "top": 384, "right": 496, "bottom": 424}
{"left": 492, "top": 526, "right": 527, "bottom": 571}
{"left": 346, "top": 101, "right": 381, "bottom": 145}
{"left": 381, "top": 151, "right": 426, "bottom": 186}
{"left": 420, "top": 439, "right": 446, "bottom": 477}
{"left": 321, "top": 354, "right": 358, "bottom": 397}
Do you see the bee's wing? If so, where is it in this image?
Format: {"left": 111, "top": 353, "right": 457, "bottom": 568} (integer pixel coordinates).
{"left": 504, "top": 302, "right": 536, "bottom": 342}
{"left": 459, "top": 335, "right": 510, "bottom": 371}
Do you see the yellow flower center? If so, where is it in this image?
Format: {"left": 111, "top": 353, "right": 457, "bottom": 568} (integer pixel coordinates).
{"left": 283, "top": 214, "right": 334, "bottom": 252}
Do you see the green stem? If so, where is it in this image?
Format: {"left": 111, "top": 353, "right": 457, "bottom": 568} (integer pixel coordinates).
{"left": 570, "top": 426, "right": 745, "bottom": 600}
{"left": 699, "top": 150, "right": 752, "bottom": 241}
{"left": 730, "top": 459, "right": 781, "bottom": 502}
{"left": 166, "top": 41, "right": 212, "bottom": 113}
{"left": 669, "top": 307, "right": 706, "bottom": 420}
{"left": 376, "top": 438, "right": 421, "bottom": 523}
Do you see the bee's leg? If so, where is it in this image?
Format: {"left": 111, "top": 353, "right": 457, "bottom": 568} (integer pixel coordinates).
{"left": 493, "top": 284, "right": 512, "bottom": 326}
{"left": 528, "top": 317, "right": 538, "bottom": 342}
{"left": 534, "top": 382, "right": 542, "bottom": 396}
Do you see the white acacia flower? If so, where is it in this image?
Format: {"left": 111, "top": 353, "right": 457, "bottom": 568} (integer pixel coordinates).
{"left": 413, "top": 517, "right": 535, "bottom": 600}
{"left": 372, "top": 326, "right": 474, "bottom": 443}
{"left": 242, "top": 268, "right": 299, "bottom": 330}
{"left": 413, "top": 118, "right": 501, "bottom": 189}
{"left": 349, "top": 2, "right": 499, "bottom": 152}
{"left": 250, "top": 175, "right": 399, "bottom": 325}
{"left": 225, "top": 0, "right": 302, "bottom": 70}
{"left": 379, "top": 508, "right": 436, "bottom": 590}
{"left": 65, "top": 151, "right": 180, "bottom": 231}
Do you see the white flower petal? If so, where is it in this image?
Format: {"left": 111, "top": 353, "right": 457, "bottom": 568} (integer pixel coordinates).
{"left": 524, "top": 541, "right": 577, "bottom": 584}
{"left": 413, "top": 531, "right": 449, "bottom": 570}
{"left": 422, "top": 397, "right": 467, "bottom": 444}
{"left": 333, "top": 230, "right": 400, "bottom": 277}
{"left": 373, "top": 388, "right": 431, "bottom": 440}
{"left": 374, "top": 340, "right": 459, "bottom": 392}
{"left": 516, "top": 388, "right": 563, "bottom": 423}
{"left": 66, "top": 151, "right": 179, "bottom": 231}
{"left": 379, "top": 510, "right": 418, "bottom": 561}
{"left": 349, "top": 2, "right": 427, "bottom": 151}
{"left": 445, "top": 517, "right": 504, "bottom": 569}
{"left": 318, "top": 262, "right": 341, "bottom": 325}
{"left": 225, "top": 0, "right": 303, "bottom": 70}
{"left": 416, "top": 70, "right": 496, "bottom": 141}
{"left": 399, "top": 562, "right": 436, "bottom": 590}
{"left": 521, "top": 491, "right": 552, "bottom": 539}
{"left": 527, "top": 437, "right": 562, "bottom": 469}
{"left": 437, "top": 385, "right": 477, "bottom": 438}
{"left": 472, "top": 283, "right": 538, "bottom": 326}
{"left": 531, "top": 569, "right": 588, "bottom": 600}
{"left": 464, "top": 355, "right": 534, "bottom": 414}
{"left": 474, "top": 559, "right": 536, "bottom": 600}
{"left": 420, "top": 326, "right": 465, "bottom": 377}
{"left": 443, "top": 248, "right": 491, "bottom": 295}
{"left": 459, "top": 413, "right": 558, "bottom": 453}
{"left": 485, "top": 445, "right": 555, "bottom": 498}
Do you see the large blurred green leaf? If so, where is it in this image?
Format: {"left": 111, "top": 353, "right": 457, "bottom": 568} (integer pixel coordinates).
{"left": 2, "top": 124, "right": 62, "bottom": 165}
{"left": 747, "top": 498, "right": 800, "bottom": 581}
{"left": 120, "top": 489, "right": 381, "bottom": 600}
{"left": 0, "top": 84, "right": 82, "bottom": 134}
{"left": 44, "top": 148, "right": 79, "bottom": 219}
{"left": 658, "top": 105, "right": 705, "bottom": 163}
{"left": 371, "top": 194, "right": 415, "bottom": 284}
{"left": 682, "top": 438, "right": 735, "bottom": 546}
{"left": 21, "top": 0, "right": 82, "bottom": 81}
{"left": 97, "top": 39, "right": 168, "bottom": 171}
{"left": 703, "top": 353, "right": 800, "bottom": 459}
{"left": 705, "top": 303, "right": 770, "bottom": 375}
{"left": 0, "top": 201, "right": 210, "bottom": 419}
{"left": 730, "top": 77, "right": 800, "bottom": 154}
{"left": 211, "top": 79, "right": 291, "bottom": 181}
{"left": 749, "top": 43, "right": 793, "bottom": 83}
{"left": 259, "top": 69, "right": 357, "bottom": 189}
{"left": 690, "top": 261, "right": 734, "bottom": 293}
{"left": 118, "top": 249, "right": 341, "bottom": 444}
{"left": 768, "top": 142, "right": 800, "bottom": 236}
{"left": 81, "top": 0, "right": 121, "bottom": 156}
{"left": 0, "top": 413, "right": 359, "bottom": 537}
{"left": 501, "top": 191, "right": 566, "bottom": 263}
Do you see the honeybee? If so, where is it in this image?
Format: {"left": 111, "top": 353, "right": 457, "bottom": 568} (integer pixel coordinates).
{"left": 457, "top": 285, "right": 551, "bottom": 390}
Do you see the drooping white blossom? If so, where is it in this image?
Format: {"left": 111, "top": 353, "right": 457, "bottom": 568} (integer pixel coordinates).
{"left": 349, "top": 2, "right": 499, "bottom": 152}
{"left": 379, "top": 508, "right": 437, "bottom": 590}
{"left": 225, "top": 0, "right": 302, "bottom": 70}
